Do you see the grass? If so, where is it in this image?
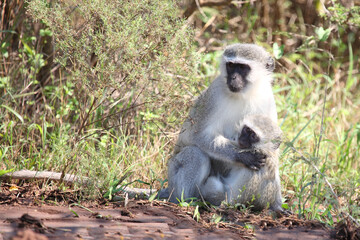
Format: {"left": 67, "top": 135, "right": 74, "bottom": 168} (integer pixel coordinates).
{"left": 275, "top": 43, "right": 360, "bottom": 224}
{"left": 0, "top": 0, "right": 359, "bottom": 228}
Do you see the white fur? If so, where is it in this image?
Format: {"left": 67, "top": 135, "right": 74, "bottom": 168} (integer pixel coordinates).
{"left": 205, "top": 70, "right": 277, "bottom": 147}
{"left": 223, "top": 56, "right": 253, "bottom": 64}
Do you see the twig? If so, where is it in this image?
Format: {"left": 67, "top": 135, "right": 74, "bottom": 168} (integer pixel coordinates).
{"left": 183, "top": 0, "right": 232, "bottom": 18}
{"left": 77, "top": 97, "right": 97, "bottom": 136}
{"left": 195, "top": 0, "right": 207, "bottom": 18}
{"left": 316, "top": 81, "right": 327, "bottom": 158}
{"left": 197, "top": 15, "right": 217, "bottom": 37}
{"left": 82, "top": 101, "right": 149, "bottom": 129}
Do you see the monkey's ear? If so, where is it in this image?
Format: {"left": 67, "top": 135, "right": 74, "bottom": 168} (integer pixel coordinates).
{"left": 265, "top": 57, "right": 275, "bottom": 72}
{"left": 271, "top": 137, "right": 282, "bottom": 150}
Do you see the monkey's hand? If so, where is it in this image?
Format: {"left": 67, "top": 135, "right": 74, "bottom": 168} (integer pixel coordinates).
{"left": 235, "top": 150, "right": 266, "bottom": 170}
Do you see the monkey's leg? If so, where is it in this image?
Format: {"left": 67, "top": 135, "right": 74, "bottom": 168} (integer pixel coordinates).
{"left": 168, "top": 146, "right": 211, "bottom": 203}
{"left": 201, "top": 175, "right": 227, "bottom": 205}
{"left": 267, "top": 175, "right": 292, "bottom": 216}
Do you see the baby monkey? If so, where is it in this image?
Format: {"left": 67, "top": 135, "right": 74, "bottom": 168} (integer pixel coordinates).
{"left": 201, "top": 114, "right": 284, "bottom": 213}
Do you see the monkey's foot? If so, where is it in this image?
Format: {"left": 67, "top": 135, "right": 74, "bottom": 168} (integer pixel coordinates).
{"left": 269, "top": 206, "right": 293, "bottom": 218}
{"left": 236, "top": 151, "right": 266, "bottom": 170}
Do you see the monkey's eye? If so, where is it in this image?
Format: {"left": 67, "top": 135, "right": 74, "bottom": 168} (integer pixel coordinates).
{"left": 250, "top": 132, "right": 259, "bottom": 143}
{"left": 226, "top": 62, "right": 235, "bottom": 69}
{"left": 238, "top": 63, "right": 251, "bottom": 72}
{"left": 238, "top": 63, "right": 250, "bottom": 69}
{"left": 250, "top": 132, "right": 256, "bottom": 140}
{"left": 243, "top": 126, "right": 251, "bottom": 134}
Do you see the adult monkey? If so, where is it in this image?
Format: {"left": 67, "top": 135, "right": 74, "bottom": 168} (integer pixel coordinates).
{"left": 164, "top": 43, "right": 282, "bottom": 212}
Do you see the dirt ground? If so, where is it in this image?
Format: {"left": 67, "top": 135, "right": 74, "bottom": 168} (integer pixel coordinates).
{"left": 0, "top": 183, "right": 358, "bottom": 240}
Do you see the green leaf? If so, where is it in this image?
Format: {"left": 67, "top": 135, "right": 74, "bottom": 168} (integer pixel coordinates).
{"left": 1, "top": 105, "right": 24, "bottom": 123}
{"left": 0, "top": 169, "right": 14, "bottom": 176}
{"left": 0, "top": 30, "right": 16, "bottom": 34}
{"left": 0, "top": 42, "right": 10, "bottom": 58}
{"left": 69, "top": 209, "right": 79, "bottom": 217}
{"left": 21, "top": 41, "right": 35, "bottom": 56}
{"left": 273, "top": 43, "right": 284, "bottom": 59}
{"left": 193, "top": 205, "right": 200, "bottom": 222}
{"left": 244, "top": 224, "right": 254, "bottom": 230}
{"left": 148, "top": 192, "right": 158, "bottom": 201}
{"left": 211, "top": 214, "right": 222, "bottom": 224}
{"left": 282, "top": 202, "right": 290, "bottom": 210}
{"left": 40, "top": 28, "right": 53, "bottom": 37}
{"left": 315, "top": 27, "right": 331, "bottom": 41}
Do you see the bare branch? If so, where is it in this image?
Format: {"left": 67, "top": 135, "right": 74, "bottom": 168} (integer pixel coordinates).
{"left": 1, "top": 170, "right": 89, "bottom": 185}
{"left": 183, "top": 0, "right": 232, "bottom": 18}
{"left": 1, "top": 170, "right": 155, "bottom": 200}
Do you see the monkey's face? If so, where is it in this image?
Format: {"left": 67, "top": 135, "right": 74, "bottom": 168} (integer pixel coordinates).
{"left": 238, "top": 125, "right": 260, "bottom": 149}
{"left": 226, "top": 61, "right": 251, "bottom": 93}
{"left": 239, "top": 115, "right": 283, "bottom": 153}
{"left": 222, "top": 43, "right": 275, "bottom": 94}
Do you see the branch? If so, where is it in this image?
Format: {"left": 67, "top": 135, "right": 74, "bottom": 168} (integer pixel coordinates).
{"left": 183, "top": 0, "right": 232, "bottom": 18}
{"left": 1, "top": 170, "right": 155, "bottom": 199}
{"left": 1, "top": 170, "right": 89, "bottom": 185}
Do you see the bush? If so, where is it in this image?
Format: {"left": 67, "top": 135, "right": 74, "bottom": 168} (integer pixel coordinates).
{"left": 1, "top": 0, "right": 200, "bottom": 195}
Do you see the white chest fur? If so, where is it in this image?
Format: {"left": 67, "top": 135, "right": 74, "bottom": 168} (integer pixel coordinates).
{"left": 206, "top": 94, "right": 264, "bottom": 139}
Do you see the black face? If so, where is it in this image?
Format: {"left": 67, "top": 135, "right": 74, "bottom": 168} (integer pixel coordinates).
{"left": 238, "top": 125, "right": 260, "bottom": 149}
{"left": 226, "top": 62, "right": 251, "bottom": 93}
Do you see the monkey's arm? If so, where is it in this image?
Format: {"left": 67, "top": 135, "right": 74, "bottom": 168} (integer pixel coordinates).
{"left": 194, "top": 134, "right": 266, "bottom": 170}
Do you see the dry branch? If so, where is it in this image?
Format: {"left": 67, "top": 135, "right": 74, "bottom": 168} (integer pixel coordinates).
{"left": 0, "top": 170, "right": 89, "bottom": 185}
{"left": 0, "top": 170, "right": 154, "bottom": 199}
{"left": 183, "top": 0, "right": 232, "bottom": 18}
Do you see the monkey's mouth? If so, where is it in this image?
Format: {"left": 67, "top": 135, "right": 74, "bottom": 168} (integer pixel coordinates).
{"left": 227, "top": 76, "right": 246, "bottom": 93}
{"left": 228, "top": 84, "right": 243, "bottom": 92}
{"left": 238, "top": 142, "right": 248, "bottom": 149}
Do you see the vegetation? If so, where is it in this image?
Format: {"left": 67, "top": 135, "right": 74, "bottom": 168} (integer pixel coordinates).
{"left": 1, "top": 0, "right": 359, "bottom": 227}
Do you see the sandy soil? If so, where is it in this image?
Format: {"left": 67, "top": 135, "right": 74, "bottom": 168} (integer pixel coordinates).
{"left": 0, "top": 182, "right": 357, "bottom": 240}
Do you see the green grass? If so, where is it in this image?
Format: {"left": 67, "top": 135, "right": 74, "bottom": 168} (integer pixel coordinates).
{"left": 274, "top": 42, "right": 360, "bottom": 224}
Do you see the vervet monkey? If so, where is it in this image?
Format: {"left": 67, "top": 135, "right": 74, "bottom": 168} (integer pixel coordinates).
{"left": 201, "top": 115, "right": 284, "bottom": 212}
{"left": 166, "top": 44, "right": 281, "bottom": 210}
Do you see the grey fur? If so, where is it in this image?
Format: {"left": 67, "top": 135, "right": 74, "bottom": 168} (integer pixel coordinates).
{"left": 223, "top": 43, "right": 275, "bottom": 71}
{"left": 163, "top": 44, "right": 284, "bottom": 213}
{"left": 201, "top": 114, "right": 284, "bottom": 212}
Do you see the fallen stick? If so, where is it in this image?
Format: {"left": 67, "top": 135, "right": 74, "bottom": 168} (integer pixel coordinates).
{"left": 0, "top": 170, "right": 154, "bottom": 199}
{"left": 1, "top": 170, "right": 88, "bottom": 184}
